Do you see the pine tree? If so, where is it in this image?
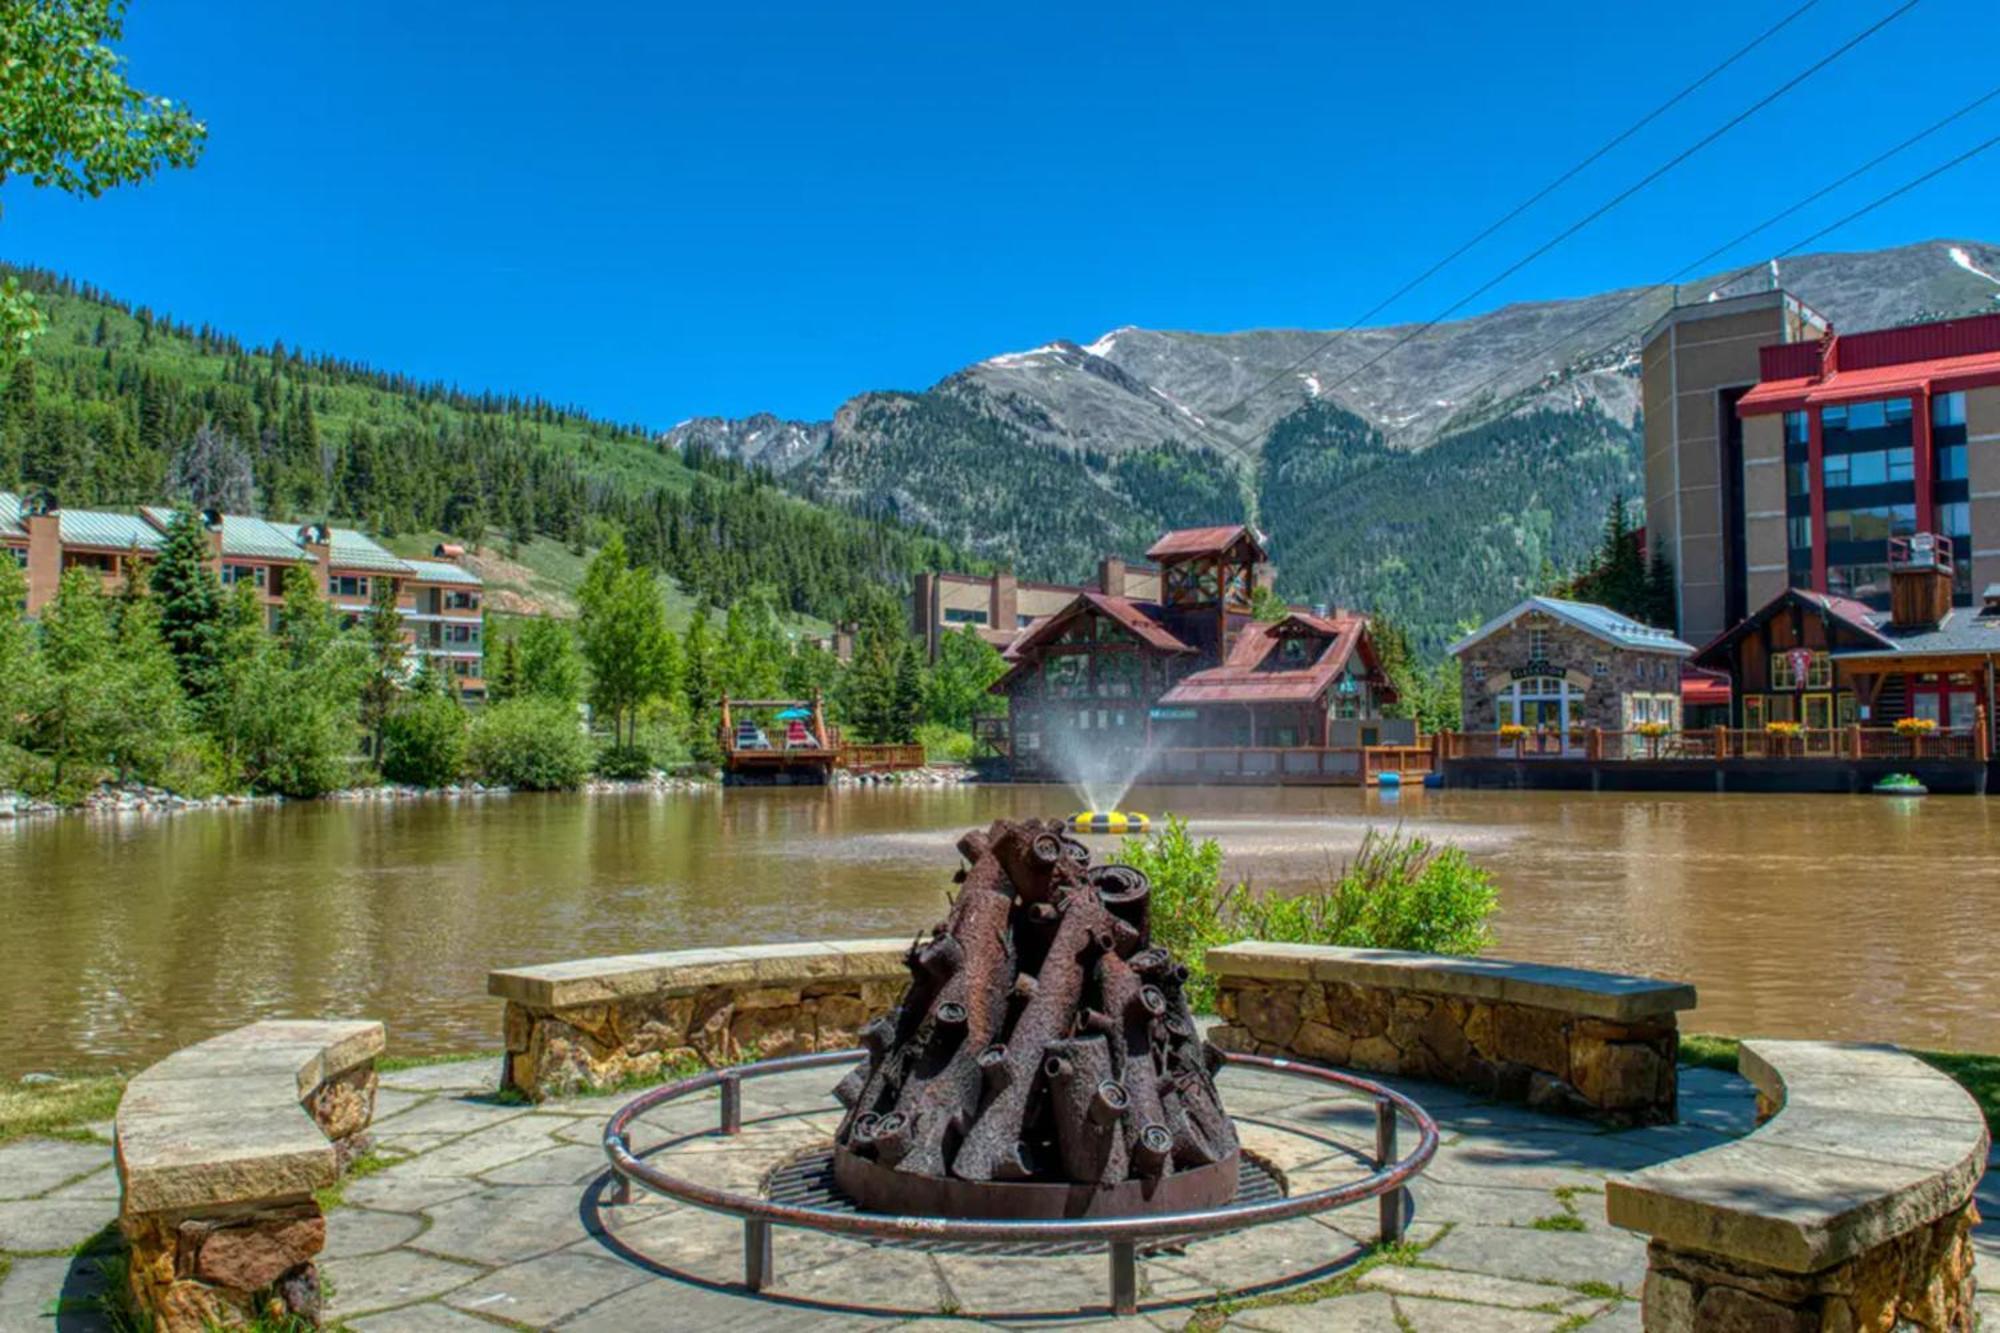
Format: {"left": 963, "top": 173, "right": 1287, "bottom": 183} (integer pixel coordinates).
{"left": 488, "top": 630, "right": 522, "bottom": 702}
{"left": 150, "top": 507, "right": 223, "bottom": 701}
{"left": 361, "top": 574, "right": 407, "bottom": 763}
{"left": 890, "top": 640, "right": 925, "bottom": 743}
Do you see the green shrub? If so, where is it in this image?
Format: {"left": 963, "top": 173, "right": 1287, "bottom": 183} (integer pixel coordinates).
{"left": 1116, "top": 817, "right": 1498, "bottom": 1012}
{"left": 381, "top": 692, "right": 468, "bottom": 787}
{"left": 916, "top": 723, "right": 973, "bottom": 764}
{"left": 594, "top": 742, "right": 654, "bottom": 780}
{"left": 467, "top": 699, "right": 591, "bottom": 791}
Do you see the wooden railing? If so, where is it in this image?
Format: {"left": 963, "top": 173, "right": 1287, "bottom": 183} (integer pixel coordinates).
{"left": 1440, "top": 720, "right": 1990, "bottom": 764}
{"left": 835, "top": 743, "right": 928, "bottom": 773}
{"left": 1146, "top": 745, "right": 1431, "bottom": 785}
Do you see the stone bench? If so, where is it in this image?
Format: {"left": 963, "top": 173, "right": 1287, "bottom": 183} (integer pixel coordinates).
{"left": 115, "top": 1019, "right": 384, "bottom": 1331}
{"left": 489, "top": 939, "right": 911, "bottom": 1100}
{"left": 1607, "top": 1039, "right": 1987, "bottom": 1331}
{"left": 1206, "top": 942, "right": 1697, "bottom": 1124}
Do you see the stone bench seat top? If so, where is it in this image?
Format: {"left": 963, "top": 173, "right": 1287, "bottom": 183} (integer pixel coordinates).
{"left": 116, "top": 1019, "right": 385, "bottom": 1215}
{"left": 1606, "top": 1039, "right": 1990, "bottom": 1273}
{"left": 487, "top": 938, "right": 911, "bottom": 1010}
{"left": 1205, "top": 942, "right": 1697, "bottom": 1022}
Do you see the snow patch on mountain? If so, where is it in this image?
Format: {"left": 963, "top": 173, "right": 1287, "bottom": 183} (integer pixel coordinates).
{"left": 1949, "top": 246, "right": 2000, "bottom": 296}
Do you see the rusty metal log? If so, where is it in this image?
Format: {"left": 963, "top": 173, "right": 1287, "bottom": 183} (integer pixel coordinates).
{"left": 830, "top": 819, "right": 1238, "bottom": 1212}
{"left": 1044, "top": 1036, "right": 1129, "bottom": 1185}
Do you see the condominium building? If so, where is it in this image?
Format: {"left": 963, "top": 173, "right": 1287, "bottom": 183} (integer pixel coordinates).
{"left": 1, "top": 492, "right": 486, "bottom": 695}
{"left": 911, "top": 558, "right": 1166, "bottom": 660}
{"left": 1644, "top": 300, "right": 2000, "bottom": 647}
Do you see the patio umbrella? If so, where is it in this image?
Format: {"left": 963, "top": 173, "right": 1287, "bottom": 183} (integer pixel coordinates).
{"left": 775, "top": 706, "right": 813, "bottom": 720}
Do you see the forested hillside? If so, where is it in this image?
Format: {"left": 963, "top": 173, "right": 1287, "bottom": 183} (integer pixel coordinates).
{"left": 0, "top": 266, "right": 976, "bottom": 621}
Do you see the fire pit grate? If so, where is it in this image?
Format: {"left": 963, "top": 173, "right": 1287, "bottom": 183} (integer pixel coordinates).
{"left": 761, "top": 1144, "right": 1289, "bottom": 1256}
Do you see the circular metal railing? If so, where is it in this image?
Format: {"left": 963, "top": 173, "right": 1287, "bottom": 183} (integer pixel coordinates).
{"left": 601, "top": 1047, "right": 1438, "bottom": 1316}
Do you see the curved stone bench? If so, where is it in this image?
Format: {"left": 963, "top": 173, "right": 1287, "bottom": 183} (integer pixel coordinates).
{"left": 115, "top": 1019, "right": 384, "bottom": 1331}
{"left": 1607, "top": 1039, "right": 1987, "bottom": 1330}
{"left": 490, "top": 939, "right": 910, "bottom": 1100}
{"left": 1207, "top": 942, "right": 1697, "bottom": 1124}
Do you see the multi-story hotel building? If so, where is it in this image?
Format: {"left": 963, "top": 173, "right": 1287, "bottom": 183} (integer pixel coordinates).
{"left": 911, "top": 558, "right": 1167, "bottom": 660}
{"left": 1, "top": 492, "right": 486, "bottom": 695}
{"left": 1645, "top": 302, "right": 2000, "bottom": 740}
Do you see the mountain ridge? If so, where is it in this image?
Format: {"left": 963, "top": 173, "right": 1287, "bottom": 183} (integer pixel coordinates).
{"left": 666, "top": 238, "right": 2000, "bottom": 649}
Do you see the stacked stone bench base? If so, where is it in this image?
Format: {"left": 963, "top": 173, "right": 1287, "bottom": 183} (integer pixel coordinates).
{"left": 1206, "top": 942, "right": 1696, "bottom": 1125}
{"left": 1609, "top": 1039, "right": 1987, "bottom": 1331}
{"left": 488, "top": 939, "right": 910, "bottom": 1100}
{"left": 115, "top": 1019, "right": 383, "bottom": 1331}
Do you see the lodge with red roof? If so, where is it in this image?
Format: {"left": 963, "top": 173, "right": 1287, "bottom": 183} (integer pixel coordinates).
{"left": 983, "top": 524, "right": 1409, "bottom": 784}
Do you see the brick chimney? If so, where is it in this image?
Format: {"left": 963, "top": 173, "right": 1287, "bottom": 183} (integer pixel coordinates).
{"left": 22, "top": 499, "right": 61, "bottom": 614}
{"left": 1098, "top": 555, "right": 1125, "bottom": 596}
{"left": 990, "top": 569, "right": 1018, "bottom": 632}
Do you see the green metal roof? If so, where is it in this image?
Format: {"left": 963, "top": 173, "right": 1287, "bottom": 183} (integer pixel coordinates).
{"left": 401, "top": 557, "right": 482, "bottom": 587}
{"left": 59, "top": 509, "right": 163, "bottom": 552}
{"left": 223, "top": 515, "right": 315, "bottom": 562}
{"left": 0, "top": 492, "right": 22, "bottom": 537}
{"left": 325, "top": 527, "right": 413, "bottom": 574}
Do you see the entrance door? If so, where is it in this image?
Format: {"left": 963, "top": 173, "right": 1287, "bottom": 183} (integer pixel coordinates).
{"left": 1802, "top": 693, "right": 1834, "bottom": 754}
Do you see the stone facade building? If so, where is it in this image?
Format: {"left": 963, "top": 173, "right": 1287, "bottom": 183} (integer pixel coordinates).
{"left": 1451, "top": 596, "right": 1695, "bottom": 737}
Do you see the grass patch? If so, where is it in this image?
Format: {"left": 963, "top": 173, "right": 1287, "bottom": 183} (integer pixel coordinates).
{"left": 375, "top": 1049, "right": 501, "bottom": 1074}
{"left": 1681, "top": 1033, "right": 2000, "bottom": 1135}
{"left": 1184, "top": 1229, "right": 1444, "bottom": 1327}
{"left": 0, "top": 1074, "right": 125, "bottom": 1144}
{"left": 314, "top": 1149, "right": 405, "bottom": 1211}
{"left": 1569, "top": 1280, "right": 1628, "bottom": 1302}
{"left": 1530, "top": 1212, "right": 1586, "bottom": 1232}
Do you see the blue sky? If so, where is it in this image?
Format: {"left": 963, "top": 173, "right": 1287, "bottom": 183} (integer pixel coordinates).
{"left": 5, "top": 1, "right": 1993, "bottom": 426}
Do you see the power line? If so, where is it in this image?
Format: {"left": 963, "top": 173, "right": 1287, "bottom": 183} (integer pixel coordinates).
{"left": 1448, "top": 101, "right": 2000, "bottom": 421}
{"left": 1292, "top": 0, "right": 1922, "bottom": 419}
{"left": 1201, "top": 0, "right": 1826, "bottom": 437}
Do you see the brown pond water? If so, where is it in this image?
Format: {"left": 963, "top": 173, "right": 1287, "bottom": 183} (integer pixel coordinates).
{"left": 2, "top": 784, "right": 1996, "bottom": 1077}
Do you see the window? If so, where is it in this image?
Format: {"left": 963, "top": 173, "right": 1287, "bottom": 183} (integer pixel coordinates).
{"left": 1743, "top": 695, "right": 1767, "bottom": 730}
{"left": 222, "top": 563, "right": 267, "bottom": 588}
{"left": 1846, "top": 400, "right": 1888, "bottom": 431}
{"left": 1934, "top": 392, "right": 1966, "bottom": 427}
{"left": 942, "top": 607, "right": 988, "bottom": 625}
{"left": 1935, "top": 501, "right": 1970, "bottom": 537}
{"left": 1884, "top": 398, "right": 1912, "bottom": 424}
{"left": 1821, "top": 404, "right": 1846, "bottom": 430}
{"left": 1771, "top": 652, "right": 1795, "bottom": 690}
{"left": 1783, "top": 411, "right": 1809, "bottom": 447}
{"left": 1785, "top": 461, "right": 1810, "bottom": 497}
{"left": 1593, "top": 659, "right": 1608, "bottom": 678}
{"left": 1887, "top": 447, "right": 1914, "bottom": 483}
{"left": 330, "top": 574, "right": 368, "bottom": 598}
{"left": 1825, "top": 505, "right": 1915, "bottom": 543}
{"left": 1787, "top": 516, "right": 1812, "bottom": 550}
{"left": 1938, "top": 444, "right": 1968, "bottom": 482}
{"left": 1527, "top": 626, "right": 1551, "bottom": 662}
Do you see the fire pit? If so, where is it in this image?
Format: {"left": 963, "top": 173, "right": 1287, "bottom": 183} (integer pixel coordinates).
{"left": 599, "top": 821, "right": 1440, "bottom": 1316}
{"left": 833, "top": 818, "right": 1234, "bottom": 1218}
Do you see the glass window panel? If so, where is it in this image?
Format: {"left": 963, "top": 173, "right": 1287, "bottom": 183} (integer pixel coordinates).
{"left": 1786, "top": 461, "right": 1810, "bottom": 496}
{"left": 1936, "top": 501, "right": 1970, "bottom": 536}
{"left": 1934, "top": 392, "right": 1966, "bottom": 427}
{"left": 1822, "top": 455, "right": 1850, "bottom": 487}
{"left": 1821, "top": 404, "right": 1846, "bottom": 429}
{"left": 1887, "top": 448, "right": 1914, "bottom": 482}
{"left": 1937, "top": 445, "right": 1967, "bottom": 482}
{"left": 1784, "top": 411, "right": 1809, "bottom": 446}
{"left": 1848, "top": 452, "right": 1887, "bottom": 487}
{"left": 1846, "top": 401, "right": 1886, "bottom": 430}
{"left": 1885, "top": 398, "right": 1912, "bottom": 423}
{"left": 1787, "top": 516, "right": 1811, "bottom": 550}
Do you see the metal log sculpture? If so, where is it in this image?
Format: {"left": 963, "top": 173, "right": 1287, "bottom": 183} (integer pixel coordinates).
{"left": 832, "top": 819, "right": 1239, "bottom": 1218}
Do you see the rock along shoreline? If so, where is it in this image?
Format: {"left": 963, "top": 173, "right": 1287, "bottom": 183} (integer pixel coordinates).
{"left": 0, "top": 765, "right": 973, "bottom": 820}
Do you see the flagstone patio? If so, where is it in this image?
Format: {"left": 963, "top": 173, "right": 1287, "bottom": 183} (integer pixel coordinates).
{"left": 3, "top": 1056, "right": 1996, "bottom": 1330}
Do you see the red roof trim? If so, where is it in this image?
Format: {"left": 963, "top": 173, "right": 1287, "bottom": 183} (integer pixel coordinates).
{"left": 1157, "top": 614, "right": 1393, "bottom": 706}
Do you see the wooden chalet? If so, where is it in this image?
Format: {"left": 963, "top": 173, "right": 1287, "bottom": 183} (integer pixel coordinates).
{"left": 1693, "top": 535, "right": 1997, "bottom": 748}
{"left": 990, "top": 525, "right": 1409, "bottom": 784}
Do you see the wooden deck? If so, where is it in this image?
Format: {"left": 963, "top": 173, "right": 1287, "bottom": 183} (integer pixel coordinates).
{"left": 1143, "top": 744, "right": 1435, "bottom": 787}
{"left": 1437, "top": 725, "right": 1992, "bottom": 794}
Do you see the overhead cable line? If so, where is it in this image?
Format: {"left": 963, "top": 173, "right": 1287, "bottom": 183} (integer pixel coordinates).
{"left": 1447, "top": 104, "right": 2000, "bottom": 420}
{"left": 1199, "top": 0, "right": 1827, "bottom": 435}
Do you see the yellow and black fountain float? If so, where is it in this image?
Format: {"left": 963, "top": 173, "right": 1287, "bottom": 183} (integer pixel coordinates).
{"left": 1066, "top": 809, "right": 1149, "bottom": 835}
